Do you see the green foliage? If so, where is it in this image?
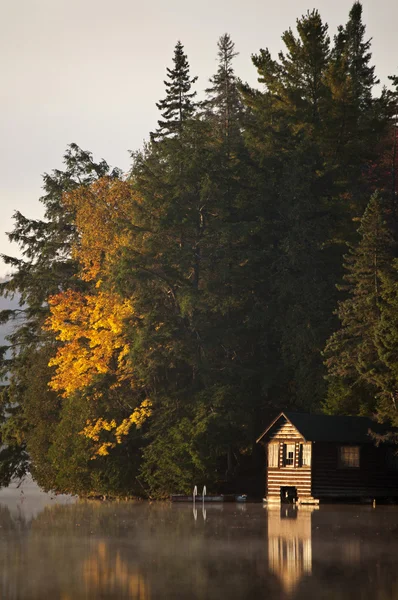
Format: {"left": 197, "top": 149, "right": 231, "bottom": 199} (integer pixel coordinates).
{"left": 0, "top": 386, "right": 29, "bottom": 487}
{"left": 324, "top": 193, "right": 397, "bottom": 417}
{"left": 151, "top": 41, "right": 198, "bottom": 140}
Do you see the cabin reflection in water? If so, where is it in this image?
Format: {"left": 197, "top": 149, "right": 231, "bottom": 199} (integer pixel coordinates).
{"left": 267, "top": 506, "right": 315, "bottom": 594}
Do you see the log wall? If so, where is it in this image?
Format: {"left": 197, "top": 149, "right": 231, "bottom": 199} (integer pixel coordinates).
{"left": 266, "top": 417, "right": 312, "bottom": 500}
{"left": 312, "top": 442, "right": 398, "bottom": 498}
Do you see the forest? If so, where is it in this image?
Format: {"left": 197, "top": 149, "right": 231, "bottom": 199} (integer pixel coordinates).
{"left": 0, "top": 2, "right": 397, "bottom": 498}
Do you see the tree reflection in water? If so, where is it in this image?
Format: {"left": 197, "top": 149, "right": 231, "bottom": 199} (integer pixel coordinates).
{"left": 1, "top": 496, "right": 398, "bottom": 599}
{"left": 82, "top": 540, "right": 150, "bottom": 599}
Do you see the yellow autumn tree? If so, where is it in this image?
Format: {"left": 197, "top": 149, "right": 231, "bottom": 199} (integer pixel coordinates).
{"left": 46, "top": 289, "right": 134, "bottom": 397}
{"left": 63, "top": 177, "right": 142, "bottom": 281}
{"left": 45, "top": 177, "right": 152, "bottom": 456}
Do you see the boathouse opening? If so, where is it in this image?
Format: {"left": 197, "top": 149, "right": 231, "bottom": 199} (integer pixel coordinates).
{"left": 281, "top": 486, "right": 297, "bottom": 503}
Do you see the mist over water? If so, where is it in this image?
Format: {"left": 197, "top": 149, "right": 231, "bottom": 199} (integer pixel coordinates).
{"left": 1, "top": 481, "right": 398, "bottom": 599}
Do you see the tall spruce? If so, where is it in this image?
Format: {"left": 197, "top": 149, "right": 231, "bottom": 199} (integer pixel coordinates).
{"left": 151, "top": 41, "right": 198, "bottom": 140}
{"left": 324, "top": 192, "right": 396, "bottom": 416}
{"left": 130, "top": 36, "right": 273, "bottom": 495}
{"left": 241, "top": 10, "right": 339, "bottom": 412}
{"left": 341, "top": 2, "right": 378, "bottom": 107}
{"left": 325, "top": 2, "right": 386, "bottom": 216}
{"left": 204, "top": 34, "right": 243, "bottom": 148}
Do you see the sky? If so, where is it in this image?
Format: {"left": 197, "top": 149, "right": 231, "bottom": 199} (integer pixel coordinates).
{"left": 1, "top": 0, "right": 397, "bottom": 277}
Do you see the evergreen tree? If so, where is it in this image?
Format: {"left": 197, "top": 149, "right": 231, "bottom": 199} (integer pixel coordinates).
{"left": 204, "top": 34, "right": 243, "bottom": 147}
{"left": 151, "top": 41, "right": 198, "bottom": 140}
{"left": 372, "top": 264, "right": 398, "bottom": 425}
{"left": 324, "top": 2, "right": 386, "bottom": 216}
{"left": 243, "top": 9, "right": 330, "bottom": 131}
{"left": 324, "top": 192, "right": 396, "bottom": 416}
{"left": 240, "top": 10, "right": 341, "bottom": 412}
{"left": 341, "top": 2, "right": 378, "bottom": 107}
{"left": 131, "top": 43, "right": 269, "bottom": 493}
{"left": 385, "top": 75, "right": 398, "bottom": 213}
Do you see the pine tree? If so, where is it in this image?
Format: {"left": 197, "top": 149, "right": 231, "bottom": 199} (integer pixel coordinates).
{"left": 240, "top": 11, "right": 341, "bottom": 412}
{"left": 131, "top": 40, "right": 272, "bottom": 493}
{"left": 342, "top": 2, "right": 378, "bottom": 107}
{"left": 372, "top": 265, "right": 398, "bottom": 424}
{"left": 204, "top": 34, "right": 243, "bottom": 147}
{"left": 151, "top": 41, "right": 198, "bottom": 140}
{"left": 324, "top": 192, "right": 396, "bottom": 415}
{"left": 324, "top": 2, "right": 386, "bottom": 217}
{"left": 245, "top": 10, "right": 330, "bottom": 128}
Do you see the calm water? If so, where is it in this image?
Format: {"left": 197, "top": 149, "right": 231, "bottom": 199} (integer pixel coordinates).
{"left": 1, "top": 480, "right": 398, "bottom": 599}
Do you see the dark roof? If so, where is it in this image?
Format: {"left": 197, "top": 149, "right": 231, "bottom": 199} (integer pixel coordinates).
{"left": 257, "top": 411, "right": 392, "bottom": 444}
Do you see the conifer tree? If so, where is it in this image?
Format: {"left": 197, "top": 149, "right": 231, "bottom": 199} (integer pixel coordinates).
{"left": 204, "top": 34, "right": 243, "bottom": 147}
{"left": 324, "top": 192, "right": 396, "bottom": 415}
{"left": 385, "top": 75, "right": 398, "bottom": 214}
{"left": 151, "top": 41, "right": 198, "bottom": 140}
{"left": 341, "top": 2, "right": 378, "bottom": 107}
{"left": 240, "top": 11, "right": 339, "bottom": 412}
{"left": 244, "top": 9, "right": 330, "bottom": 130}
{"left": 324, "top": 2, "right": 385, "bottom": 216}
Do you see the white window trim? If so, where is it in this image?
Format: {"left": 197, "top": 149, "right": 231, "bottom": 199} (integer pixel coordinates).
{"left": 283, "top": 443, "right": 295, "bottom": 468}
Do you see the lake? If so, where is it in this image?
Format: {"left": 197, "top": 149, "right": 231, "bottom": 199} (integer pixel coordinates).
{"left": 1, "top": 479, "right": 398, "bottom": 599}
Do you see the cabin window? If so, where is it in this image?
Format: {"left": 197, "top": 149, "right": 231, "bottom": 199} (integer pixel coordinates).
{"left": 268, "top": 443, "right": 279, "bottom": 467}
{"left": 386, "top": 447, "right": 398, "bottom": 470}
{"left": 299, "top": 443, "right": 311, "bottom": 467}
{"left": 338, "top": 445, "right": 360, "bottom": 468}
{"left": 282, "top": 443, "right": 295, "bottom": 467}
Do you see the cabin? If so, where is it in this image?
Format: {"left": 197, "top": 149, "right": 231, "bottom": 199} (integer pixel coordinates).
{"left": 257, "top": 412, "right": 398, "bottom": 504}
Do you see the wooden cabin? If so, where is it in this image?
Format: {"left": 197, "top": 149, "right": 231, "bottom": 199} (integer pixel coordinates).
{"left": 257, "top": 412, "right": 398, "bottom": 504}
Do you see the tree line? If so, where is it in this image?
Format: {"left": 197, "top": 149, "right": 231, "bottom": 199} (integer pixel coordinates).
{"left": 0, "top": 3, "right": 397, "bottom": 497}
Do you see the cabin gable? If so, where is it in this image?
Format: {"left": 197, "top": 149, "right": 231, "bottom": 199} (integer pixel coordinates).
{"left": 266, "top": 415, "right": 305, "bottom": 443}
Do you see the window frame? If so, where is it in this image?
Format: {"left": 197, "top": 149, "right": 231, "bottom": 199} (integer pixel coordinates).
{"left": 268, "top": 443, "right": 279, "bottom": 468}
{"left": 299, "top": 443, "right": 311, "bottom": 467}
{"left": 338, "top": 445, "right": 360, "bottom": 469}
{"left": 282, "top": 443, "right": 296, "bottom": 468}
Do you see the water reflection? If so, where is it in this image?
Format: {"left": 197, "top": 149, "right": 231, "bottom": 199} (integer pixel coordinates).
{"left": 192, "top": 504, "right": 207, "bottom": 521}
{"left": 82, "top": 541, "right": 150, "bottom": 599}
{"left": 267, "top": 506, "right": 314, "bottom": 593}
{"left": 1, "top": 490, "right": 398, "bottom": 599}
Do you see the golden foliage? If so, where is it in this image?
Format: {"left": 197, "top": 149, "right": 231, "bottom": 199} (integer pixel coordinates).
{"left": 63, "top": 178, "right": 140, "bottom": 281}
{"left": 46, "top": 289, "right": 134, "bottom": 397}
{"left": 44, "top": 177, "right": 152, "bottom": 455}
{"left": 82, "top": 400, "right": 153, "bottom": 456}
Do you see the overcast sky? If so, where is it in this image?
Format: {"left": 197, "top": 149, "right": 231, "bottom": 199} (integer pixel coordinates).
{"left": 1, "top": 0, "right": 397, "bottom": 277}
